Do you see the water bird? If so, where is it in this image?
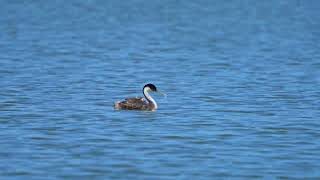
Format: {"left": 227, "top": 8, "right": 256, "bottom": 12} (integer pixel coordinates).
{"left": 114, "top": 83, "right": 165, "bottom": 111}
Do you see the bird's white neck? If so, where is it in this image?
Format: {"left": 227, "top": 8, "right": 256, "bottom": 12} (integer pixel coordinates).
{"left": 143, "top": 87, "right": 158, "bottom": 110}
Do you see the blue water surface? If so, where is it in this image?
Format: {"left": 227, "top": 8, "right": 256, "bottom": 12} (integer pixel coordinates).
{"left": 0, "top": 0, "right": 320, "bottom": 179}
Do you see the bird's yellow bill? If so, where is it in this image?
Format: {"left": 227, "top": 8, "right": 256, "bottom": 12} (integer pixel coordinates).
{"left": 157, "top": 91, "right": 167, "bottom": 98}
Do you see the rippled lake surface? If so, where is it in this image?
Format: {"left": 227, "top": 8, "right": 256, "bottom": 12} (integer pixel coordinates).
{"left": 1, "top": 0, "right": 320, "bottom": 179}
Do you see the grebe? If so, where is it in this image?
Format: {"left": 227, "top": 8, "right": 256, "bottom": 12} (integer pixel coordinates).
{"left": 114, "top": 84, "right": 164, "bottom": 111}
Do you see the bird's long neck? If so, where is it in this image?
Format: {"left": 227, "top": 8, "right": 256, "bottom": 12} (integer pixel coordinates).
{"left": 143, "top": 88, "right": 158, "bottom": 110}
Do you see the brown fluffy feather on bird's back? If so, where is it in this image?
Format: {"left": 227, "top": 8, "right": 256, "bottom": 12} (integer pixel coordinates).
{"left": 114, "top": 97, "right": 149, "bottom": 110}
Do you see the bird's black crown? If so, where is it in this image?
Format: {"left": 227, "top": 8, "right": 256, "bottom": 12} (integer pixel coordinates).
{"left": 144, "top": 83, "right": 157, "bottom": 91}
